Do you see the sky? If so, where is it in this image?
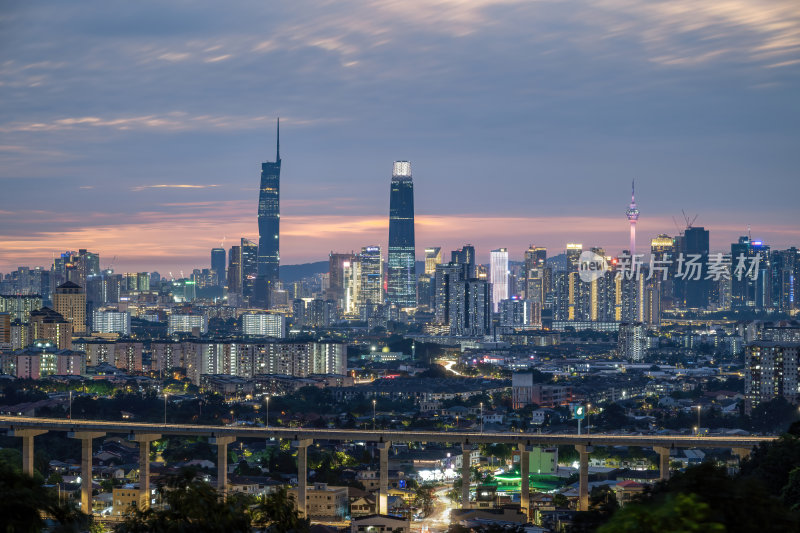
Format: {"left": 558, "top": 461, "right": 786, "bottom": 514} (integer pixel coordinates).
{"left": 1, "top": 0, "right": 798, "bottom": 274}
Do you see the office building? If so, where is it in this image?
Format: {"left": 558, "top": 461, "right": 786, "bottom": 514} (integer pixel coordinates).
{"left": 387, "top": 161, "right": 417, "bottom": 308}
{"left": 328, "top": 252, "right": 355, "bottom": 307}
{"left": 731, "top": 236, "right": 772, "bottom": 310}
{"left": 359, "top": 246, "right": 384, "bottom": 306}
{"left": 451, "top": 245, "right": 476, "bottom": 279}
{"left": 489, "top": 248, "right": 509, "bottom": 312}
{"left": 257, "top": 120, "right": 282, "bottom": 287}
{"left": 425, "top": 247, "right": 442, "bottom": 275}
{"left": 673, "top": 226, "right": 710, "bottom": 309}
{"left": 211, "top": 247, "right": 226, "bottom": 287}
{"left": 241, "top": 238, "right": 258, "bottom": 301}
{"left": 745, "top": 342, "right": 800, "bottom": 413}
{"left": 772, "top": 248, "right": 799, "bottom": 312}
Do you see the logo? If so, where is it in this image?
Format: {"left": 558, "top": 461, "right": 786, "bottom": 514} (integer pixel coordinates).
{"left": 578, "top": 251, "right": 608, "bottom": 282}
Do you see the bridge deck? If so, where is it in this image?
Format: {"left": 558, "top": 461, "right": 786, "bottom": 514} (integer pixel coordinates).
{"left": 0, "top": 416, "right": 776, "bottom": 449}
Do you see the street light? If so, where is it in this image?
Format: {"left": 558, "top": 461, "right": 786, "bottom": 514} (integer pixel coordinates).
{"left": 587, "top": 404, "right": 591, "bottom": 436}
{"left": 480, "top": 402, "right": 484, "bottom": 434}
{"left": 372, "top": 399, "right": 376, "bottom": 431}
{"left": 265, "top": 396, "right": 270, "bottom": 428}
{"left": 163, "top": 392, "right": 168, "bottom": 425}
{"left": 696, "top": 405, "right": 701, "bottom": 430}
{"left": 68, "top": 390, "right": 73, "bottom": 420}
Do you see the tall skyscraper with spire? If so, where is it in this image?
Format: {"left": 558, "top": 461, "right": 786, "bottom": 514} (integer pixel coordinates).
{"left": 257, "top": 119, "right": 282, "bottom": 292}
{"left": 626, "top": 181, "right": 640, "bottom": 256}
{"left": 387, "top": 161, "right": 416, "bottom": 308}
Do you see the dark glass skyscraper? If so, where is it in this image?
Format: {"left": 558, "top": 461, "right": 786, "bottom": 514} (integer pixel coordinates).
{"left": 258, "top": 120, "right": 281, "bottom": 287}
{"left": 387, "top": 161, "right": 416, "bottom": 308}
{"left": 211, "top": 247, "right": 226, "bottom": 287}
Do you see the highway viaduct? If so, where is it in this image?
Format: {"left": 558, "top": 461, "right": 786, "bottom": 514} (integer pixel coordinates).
{"left": 0, "top": 416, "right": 778, "bottom": 517}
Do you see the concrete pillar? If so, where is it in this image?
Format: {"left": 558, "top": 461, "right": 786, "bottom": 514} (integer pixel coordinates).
{"left": 575, "top": 445, "right": 593, "bottom": 512}
{"left": 210, "top": 435, "right": 236, "bottom": 496}
{"left": 377, "top": 441, "right": 391, "bottom": 515}
{"left": 69, "top": 431, "right": 105, "bottom": 514}
{"left": 293, "top": 439, "right": 313, "bottom": 518}
{"left": 9, "top": 429, "right": 47, "bottom": 477}
{"left": 130, "top": 433, "right": 160, "bottom": 509}
{"left": 519, "top": 444, "right": 532, "bottom": 518}
{"left": 653, "top": 446, "right": 671, "bottom": 481}
{"left": 461, "top": 443, "right": 472, "bottom": 509}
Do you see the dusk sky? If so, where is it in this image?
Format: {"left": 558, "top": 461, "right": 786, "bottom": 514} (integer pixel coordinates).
{"left": 1, "top": 0, "right": 798, "bottom": 275}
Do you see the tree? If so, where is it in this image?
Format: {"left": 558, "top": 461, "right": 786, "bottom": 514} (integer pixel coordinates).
{"left": 414, "top": 484, "right": 435, "bottom": 517}
{"left": 0, "top": 462, "right": 92, "bottom": 533}
{"left": 250, "top": 487, "right": 310, "bottom": 533}
{"left": 116, "top": 470, "right": 252, "bottom": 533}
{"left": 597, "top": 493, "right": 724, "bottom": 533}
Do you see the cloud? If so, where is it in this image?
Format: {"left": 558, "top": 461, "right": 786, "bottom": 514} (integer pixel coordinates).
{"left": 131, "top": 184, "right": 220, "bottom": 192}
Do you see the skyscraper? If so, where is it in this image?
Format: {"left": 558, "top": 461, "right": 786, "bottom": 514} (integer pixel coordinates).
{"left": 211, "top": 247, "right": 226, "bottom": 287}
{"left": 424, "top": 247, "right": 442, "bottom": 275}
{"left": 387, "top": 161, "right": 416, "bottom": 308}
{"left": 490, "top": 248, "right": 509, "bottom": 312}
{"left": 257, "top": 119, "right": 282, "bottom": 288}
{"left": 626, "top": 181, "right": 639, "bottom": 256}
{"left": 359, "top": 246, "right": 384, "bottom": 306}
{"left": 674, "top": 226, "right": 710, "bottom": 309}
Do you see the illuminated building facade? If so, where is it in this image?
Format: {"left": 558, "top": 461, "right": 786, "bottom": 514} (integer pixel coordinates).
{"left": 257, "top": 120, "right": 282, "bottom": 289}
{"left": 387, "top": 161, "right": 416, "bottom": 308}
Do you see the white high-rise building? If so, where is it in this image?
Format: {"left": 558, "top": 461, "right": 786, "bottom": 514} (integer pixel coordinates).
{"left": 241, "top": 312, "right": 286, "bottom": 338}
{"left": 489, "top": 248, "right": 509, "bottom": 312}
{"left": 92, "top": 310, "right": 131, "bottom": 335}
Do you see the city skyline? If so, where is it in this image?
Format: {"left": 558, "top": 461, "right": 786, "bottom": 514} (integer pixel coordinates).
{"left": 1, "top": 1, "right": 798, "bottom": 273}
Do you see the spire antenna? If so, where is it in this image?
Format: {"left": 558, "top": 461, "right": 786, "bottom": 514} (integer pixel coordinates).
{"left": 276, "top": 117, "right": 280, "bottom": 161}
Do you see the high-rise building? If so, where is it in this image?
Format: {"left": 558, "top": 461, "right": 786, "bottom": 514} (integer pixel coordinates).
{"left": 490, "top": 248, "right": 509, "bottom": 312}
{"left": 211, "top": 247, "right": 226, "bottom": 287}
{"left": 566, "top": 244, "right": 583, "bottom": 273}
{"left": 772, "top": 248, "right": 799, "bottom": 312}
{"left": 28, "top": 307, "right": 73, "bottom": 350}
{"left": 625, "top": 181, "right": 640, "bottom": 256}
{"left": 424, "top": 247, "right": 442, "bottom": 275}
{"left": 449, "top": 278, "right": 493, "bottom": 337}
{"left": 257, "top": 119, "right": 282, "bottom": 288}
{"left": 618, "top": 322, "right": 646, "bottom": 362}
{"left": 241, "top": 312, "right": 286, "bottom": 338}
{"left": 387, "top": 161, "right": 416, "bottom": 308}
{"left": 674, "top": 226, "right": 710, "bottom": 309}
{"left": 241, "top": 238, "right": 258, "bottom": 301}
{"left": 92, "top": 310, "right": 131, "bottom": 335}
{"left": 451, "top": 245, "right": 476, "bottom": 279}
{"left": 329, "top": 252, "right": 355, "bottom": 307}
{"left": 53, "top": 281, "right": 86, "bottom": 335}
{"left": 731, "top": 236, "right": 772, "bottom": 310}
{"left": 227, "top": 245, "right": 242, "bottom": 299}
{"left": 745, "top": 342, "right": 800, "bottom": 413}
{"left": 359, "top": 246, "right": 384, "bottom": 306}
